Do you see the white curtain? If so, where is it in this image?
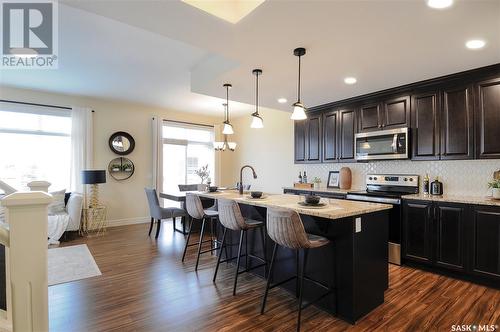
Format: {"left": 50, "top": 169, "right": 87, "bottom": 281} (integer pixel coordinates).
{"left": 152, "top": 116, "right": 163, "bottom": 194}
{"left": 70, "top": 107, "right": 93, "bottom": 205}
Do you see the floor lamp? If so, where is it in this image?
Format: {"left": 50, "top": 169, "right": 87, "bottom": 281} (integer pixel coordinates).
{"left": 82, "top": 170, "right": 106, "bottom": 207}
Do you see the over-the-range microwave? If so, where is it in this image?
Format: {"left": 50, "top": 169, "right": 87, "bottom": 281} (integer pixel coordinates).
{"left": 355, "top": 127, "right": 409, "bottom": 161}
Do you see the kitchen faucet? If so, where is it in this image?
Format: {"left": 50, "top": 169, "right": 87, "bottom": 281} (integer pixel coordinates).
{"left": 239, "top": 165, "right": 257, "bottom": 195}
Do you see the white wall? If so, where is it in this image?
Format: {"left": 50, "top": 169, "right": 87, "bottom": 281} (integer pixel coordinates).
{"left": 0, "top": 86, "right": 222, "bottom": 226}
{"left": 221, "top": 108, "right": 500, "bottom": 197}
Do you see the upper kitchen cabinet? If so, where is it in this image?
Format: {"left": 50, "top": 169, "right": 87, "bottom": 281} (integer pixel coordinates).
{"left": 322, "top": 109, "right": 338, "bottom": 162}
{"left": 411, "top": 91, "right": 440, "bottom": 160}
{"left": 338, "top": 107, "right": 357, "bottom": 162}
{"left": 294, "top": 112, "right": 322, "bottom": 163}
{"left": 358, "top": 95, "right": 410, "bottom": 132}
{"left": 475, "top": 77, "right": 500, "bottom": 159}
{"left": 440, "top": 84, "right": 474, "bottom": 160}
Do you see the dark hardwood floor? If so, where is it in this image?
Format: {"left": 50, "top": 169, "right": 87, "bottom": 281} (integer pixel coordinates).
{"left": 51, "top": 222, "right": 500, "bottom": 332}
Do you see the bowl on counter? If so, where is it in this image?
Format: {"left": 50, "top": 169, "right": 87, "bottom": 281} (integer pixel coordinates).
{"left": 304, "top": 194, "right": 321, "bottom": 205}
{"left": 250, "top": 191, "right": 263, "bottom": 198}
{"left": 208, "top": 186, "right": 218, "bottom": 192}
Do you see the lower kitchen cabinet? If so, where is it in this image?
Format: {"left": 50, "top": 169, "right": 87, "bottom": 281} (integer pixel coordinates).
{"left": 403, "top": 200, "right": 500, "bottom": 286}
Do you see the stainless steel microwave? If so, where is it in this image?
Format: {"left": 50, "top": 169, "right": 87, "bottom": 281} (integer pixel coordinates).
{"left": 355, "top": 127, "right": 409, "bottom": 160}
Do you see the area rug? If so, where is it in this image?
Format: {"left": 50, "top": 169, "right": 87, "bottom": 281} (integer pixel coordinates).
{"left": 48, "top": 244, "right": 101, "bottom": 286}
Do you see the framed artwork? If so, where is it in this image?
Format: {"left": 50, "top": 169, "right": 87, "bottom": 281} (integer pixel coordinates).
{"left": 327, "top": 171, "right": 340, "bottom": 188}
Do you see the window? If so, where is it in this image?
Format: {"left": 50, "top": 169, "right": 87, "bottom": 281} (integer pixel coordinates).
{"left": 162, "top": 121, "right": 215, "bottom": 194}
{"left": 0, "top": 102, "right": 72, "bottom": 191}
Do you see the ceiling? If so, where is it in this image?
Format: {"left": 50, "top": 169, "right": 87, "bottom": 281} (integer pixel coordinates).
{"left": 1, "top": 0, "right": 499, "bottom": 117}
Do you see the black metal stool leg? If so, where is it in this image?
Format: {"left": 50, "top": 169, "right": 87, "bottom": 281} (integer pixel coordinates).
{"left": 261, "top": 242, "right": 278, "bottom": 314}
{"left": 233, "top": 229, "right": 245, "bottom": 295}
{"left": 182, "top": 218, "right": 194, "bottom": 262}
{"left": 155, "top": 219, "right": 161, "bottom": 239}
{"left": 245, "top": 230, "right": 249, "bottom": 272}
{"left": 195, "top": 218, "right": 206, "bottom": 271}
{"left": 297, "top": 248, "right": 309, "bottom": 332}
{"left": 173, "top": 217, "right": 176, "bottom": 232}
{"left": 259, "top": 226, "right": 267, "bottom": 277}
{"left": 148, "top": 217, "right": 154, "bottom": 236}
{"left": 213, "top": 227, "right": 227, "bottom": 282}
{"left": 295, "top": 249, "right": 300, "bottom": 297}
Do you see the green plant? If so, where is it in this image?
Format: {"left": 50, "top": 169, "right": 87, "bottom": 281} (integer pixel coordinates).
{"left": 111, "top": 164, "right": 121, "bottom": 171}
{"left": 488, "top": 179, "right": 500, "bottom": 189}
{"left": 122, "top": 163, "right": 133, "bottom": 171}
{"left": 313, "top": 177, "right": 322, "bottom": 184}
{"left": 195, "top": 164, "right": 210, "bottom": 184}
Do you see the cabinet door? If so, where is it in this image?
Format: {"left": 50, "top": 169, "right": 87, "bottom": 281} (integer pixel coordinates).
{"left": 475, "top": 77, "right": 500, "bottom": 159}
{"left": 470, "top": 206, "right": 500, "bottom": 279}
{"left": 440, "top": 85, "right": 474, "bottom": 160}
{"left": 322, "top": 110, "right": 338, "bottom": 162}
{"left": 359, "top": 102, "right": 381, "bottom": 132}
{"left": 411, "top": 91, "right": 440, "bottom": 160}
{"left": 338, "top": 107, "right": 357, "bottom": 162}
{"left": 435, "top": 203, "right": 467, "bottom": 271}
{"left": 294, "top": 120, "right": 306, "bottom": 163}
{"left": 383, "top": 95, "right": 410, "bottom": 129}
{"left": 403, "top": 201, "right": 433, "bottom": 264}
{"left": 306, "top": 113, "right": 321, "bottom": 162}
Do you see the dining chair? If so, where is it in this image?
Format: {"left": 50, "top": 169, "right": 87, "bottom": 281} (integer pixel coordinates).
{"left": 144, "top": 188, "right": 186, "bottom": 239}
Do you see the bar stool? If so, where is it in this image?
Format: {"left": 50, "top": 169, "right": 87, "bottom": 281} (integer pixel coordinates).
{"left": 182, "top": 193, "right": 219, "bottom": 271}
{"left": 261, "top": 207, "right": 335, "bottom": 332}
{"left": 213, "top": 198, "right": 267, "bottom": 295}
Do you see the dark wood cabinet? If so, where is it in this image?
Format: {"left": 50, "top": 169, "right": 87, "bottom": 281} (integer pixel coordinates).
{"left": 475, "top": 77, "right": 500, "bottom": 159}
{"left": 359, "top": 96, "right": 410, "bottom": 132}
{"left": 294, "top": 113, "right": 321, "bottom": 163}
{"left": 434, "top": 203, "right": 467, "bottom": 271}
{"left": 411, "top": 91, "right": 440, "bottom": 160}
{"left": 322, "top": 110, "right": 338, "bottom": 162}
{"left": 403, "top": 201, "right": 433, "bottom": 264}
{"left": 470, "top": 206, "right": 500, "bottom": 279}
{"left": 440, "top": 85, "right": 474, "bottom": 160}
{"left": 338, "top": 107, "right": 357, "bottom": 162}
{"left": 294, "top": 120, "right": 306, "bottom": 163}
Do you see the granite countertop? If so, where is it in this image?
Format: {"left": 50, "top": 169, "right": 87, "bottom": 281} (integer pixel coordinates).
{"left": 282, "top": 187, "right": 359, "bottom": 195}
{"left": 403, "top": 193, "right": 500, "bottom": 207}
{"left": 196, "top": 190, "right": 392, "bottom": 220}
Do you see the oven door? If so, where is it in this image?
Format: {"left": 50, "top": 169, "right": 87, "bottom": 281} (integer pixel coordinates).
{"left": 355, "top": 127, "right": 408, "bottom": 160}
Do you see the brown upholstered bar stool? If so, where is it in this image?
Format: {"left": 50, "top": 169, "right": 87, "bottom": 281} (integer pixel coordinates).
{"left": 182, "top": 193, "right": 219, "bottom": 271}
{"left": 213, "top": 198, "right": 267, "bottom": 295}
{"left": 261, "top": 207, "right": 335, "bottom": 332}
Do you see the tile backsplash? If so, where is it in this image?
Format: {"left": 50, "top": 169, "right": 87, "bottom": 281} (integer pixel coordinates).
{"left": 297, "top": 159, "right": 500, "bottom": 197}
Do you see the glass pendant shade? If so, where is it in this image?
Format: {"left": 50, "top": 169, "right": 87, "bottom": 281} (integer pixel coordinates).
{"left": 227, "top": 142, "right": 237, "bottom": 151}
{"left": 213, "top": 141, "right": 225, "bottom": 151}
{"left": 222, "top": 121, "right": 234, "bottom": 135}
{"left": 250, "top": 113, "right": 264, "bottom": 129}
{"left": 290, "top": 102, "right": 307, "bottom": 120}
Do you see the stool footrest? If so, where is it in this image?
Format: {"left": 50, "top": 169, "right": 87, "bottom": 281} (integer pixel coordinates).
{"left": 300, "top": 289, "right": 335, "bottom": 311}
{"left": 269, "top": 276, "right": 297, "bottom": 290}
{"left": 303, "top": 276, "right": 330, "bottom": 290}
{"left": 237, "top": 262, "right": 267, "bottom": 275}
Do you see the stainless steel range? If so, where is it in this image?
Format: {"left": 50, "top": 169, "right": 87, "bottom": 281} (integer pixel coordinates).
{"left": 346, "top": 174, "right": 419, "bottom": 265}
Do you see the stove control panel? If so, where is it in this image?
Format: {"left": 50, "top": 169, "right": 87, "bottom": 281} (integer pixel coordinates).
{"left": 366, "top": 174, "right": 419, "bottom": 187}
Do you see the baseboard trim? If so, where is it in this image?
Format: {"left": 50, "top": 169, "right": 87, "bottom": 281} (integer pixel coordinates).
{"left": 107, "top": 216, "right": 150, "bottom": 228}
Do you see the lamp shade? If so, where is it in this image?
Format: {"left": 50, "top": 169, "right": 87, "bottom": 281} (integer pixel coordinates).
{"left": 82, "top": 170, "right": 106, "bottom": 184}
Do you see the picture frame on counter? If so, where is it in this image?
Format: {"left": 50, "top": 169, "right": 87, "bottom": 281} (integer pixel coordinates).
{"left": 327, "top": 171, "right": 340, "bottom": 188}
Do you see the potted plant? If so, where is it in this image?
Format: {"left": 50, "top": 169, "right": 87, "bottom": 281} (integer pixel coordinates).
{"left": 111, "top": 164, "right": 121, "bottom": 172}
{"left": 313, "top": 177, "right": 322, "bottom": 189}
{"left": 488, "top": 179, "right": 500, "bottom": 199}
{"left": 195, "top": 164, "right": 210, "bottom": 184}
{"left": 122, "top": 163, "right": 133, "bottom": 172}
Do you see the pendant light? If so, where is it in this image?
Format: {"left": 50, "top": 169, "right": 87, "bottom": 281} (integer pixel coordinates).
{"left": 213, "top": 134, "right": 236, "bottom": 152}
{"left": 250, "top": 69, "right": 264, "bottom": 129}
{"left": 222, "top": 83, "right": 234, "bottom": 135}
{"left": 290, "top": 47, "right": 307, "bottom": 120}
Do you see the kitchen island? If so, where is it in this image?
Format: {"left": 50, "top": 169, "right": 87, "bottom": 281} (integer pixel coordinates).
{"left": 193, "top": 191, "right": 392, "bottom": 324}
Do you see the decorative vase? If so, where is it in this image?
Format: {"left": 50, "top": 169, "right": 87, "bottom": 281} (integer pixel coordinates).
{"left": 493, "top": 188, "right": 500, "bottom": 200}
{"left": 339, "top": 167, "right": 352, "bottom": 190}
{"left": 314, "top": 182, "right": 320, "bottom": 189}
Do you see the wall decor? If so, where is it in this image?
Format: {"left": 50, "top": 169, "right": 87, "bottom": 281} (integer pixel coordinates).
{"left": 327, "top": 171, "right": 340, "bottom": 188}
{"left": 109, "top": 131, "right": 135, "bottom": 155}
{"left": 108, "top": 157, "right": 135, "bottom": 181}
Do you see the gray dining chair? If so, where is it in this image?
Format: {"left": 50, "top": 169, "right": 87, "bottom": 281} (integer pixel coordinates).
{"left": 145, "top": 188, "right": 186, "bottom": 239}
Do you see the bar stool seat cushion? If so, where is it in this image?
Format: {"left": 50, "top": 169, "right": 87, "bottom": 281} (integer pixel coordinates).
{"left": 243, "top": 218, "right": 263, "bottom": 228}
{"left": 306, "top": 234, "right": 330, "bottom": 248}
{"left": 204, "top": 209, "right": 219, "bottom": 217}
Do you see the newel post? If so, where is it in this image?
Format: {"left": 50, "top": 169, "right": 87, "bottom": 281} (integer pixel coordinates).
{"left": 1, "top": 191, "right": 52, "bottom": 332}
{"left": 27, "top": 181, "right": 51, "bottom": 193}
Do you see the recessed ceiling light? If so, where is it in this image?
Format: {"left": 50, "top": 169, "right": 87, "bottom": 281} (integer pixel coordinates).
{"left": 277, "top": 98, "right": 287, "bottom": 103}
{"left": 344, "top": 77, "right": 357, "bottom": 85}
{"left": 465, "top": 39, "right": 486, "bottom": 50}
{"left": 426, "top": 0, "right": 453, "bottom": 9}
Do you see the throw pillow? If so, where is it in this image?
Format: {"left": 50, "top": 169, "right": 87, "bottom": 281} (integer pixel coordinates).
{"left": 48, "top": 189, "right": 66, "bottom": 215}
